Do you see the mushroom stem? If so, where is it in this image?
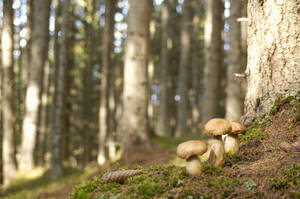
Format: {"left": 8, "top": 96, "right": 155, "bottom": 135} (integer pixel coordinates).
{"left": 186, "top": 155, "right": 202, "bottom": 176}
{"left": 208, "top": 136, "right": 226, "bottom": 167}
{"left": 224, "top": 134, "right": 239, "bottom": 154}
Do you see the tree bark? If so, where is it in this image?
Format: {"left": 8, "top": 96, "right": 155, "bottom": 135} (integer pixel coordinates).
{"left": 242, "top": 0, "right": 300, "bottom": 126}
{"left": 51, "top": 0, "right": 71, "bottom": 178}
{"left": 202, "top": 0, "right": 224, "bottom": 124}
{"left": 175, "top": 0, "right": 193, "bottom": 137}
{"left": 157, "top": 0, "right": 176, "bottom": 137}
{"left": 19, "top": 0, "right": 50, "bottom": 171}
{"left": 97, "top": 0, "right": 116, "bottom": 165}
{"left": 225, "top": 0, "right": 244, "bottom": 121}
{"left": 1, "top": 0, "right": 17, "bottom": 186}
{"left": 121, "top": 0, "right": 153, "bottom": 153}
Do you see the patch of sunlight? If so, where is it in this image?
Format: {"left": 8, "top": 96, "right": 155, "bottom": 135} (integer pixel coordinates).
{"left": 17, "top": 167, "right": 47, "bottom": 180}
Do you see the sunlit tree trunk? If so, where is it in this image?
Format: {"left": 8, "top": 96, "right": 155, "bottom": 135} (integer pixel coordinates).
{"left": 242, "top": 0, "right": 300, "bottom": 126}
{"left": 19, "top": 0, "right": 50, "bottom": 172}
{"left": 157, "top": 0, "right": 176, "bottom": 137}
{"left": 1, "top": 0, "right": 17, "bottom": 186}
{"left": 97, "top": 0, "right": 116, "bottom": 165}
{"left": 51, "top": 0, "right": 71, "bottom": 178}
{"left": 175, "top": 0, "right": 193, "bottom": 137}
{"left": 225, "top": 0, "right": 244, "bottom": 121}
{"left": 121, "top": 0, "right": 153, "bottom": 153}
{"left": 24, "top": 0, "right": 33, "bottom": 87}
{"left": 202, "top": 0, "right": 224, "bottom": 124}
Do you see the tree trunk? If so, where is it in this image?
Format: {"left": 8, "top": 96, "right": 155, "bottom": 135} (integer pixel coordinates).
{"left": 157, "top": 0, "right": 176, "bottom": 137}
{"left": 242, "top": 0, "right": 300, "bottom": 126}
{"left": 24, "top": 0, "right": 33, "bottom": 87}
{"left": 51, "top": 0, "right": 71, "bottom": 178}
{"left": 225, "top": 0, "right": 244, "bottom": 121}
{"left": 175, "top": 0, "right": 193, "bottom": 137}
{"left": 202, "top": 0, "right": 224, "bottom": 124}
{"left": 19, "top": 0, "right": 50, "bottom": 171}
{"left": 191, "top": 0, "right": 202, "bottom": 132}
{"left": 97, "top": 0, "right": 116, "bottom": 165}
{"left": 1, "top": 0, "right": 17, "bottom": 186}
{"left": 121, "top": 0, "right": 153, "bottom": 154}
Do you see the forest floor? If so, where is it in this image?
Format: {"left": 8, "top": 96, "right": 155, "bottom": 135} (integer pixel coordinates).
{"left": 1, "top": 94, "right": 300, "bottom": 199}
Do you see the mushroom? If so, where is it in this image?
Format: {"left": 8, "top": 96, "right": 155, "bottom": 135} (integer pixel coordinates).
{"left": 177, "top": 140, "right": 208, "bottom": 176}
{"left": 224, "top": 121, "right": 246, "bottom": 154}
{"left": 205, "top": 118, "right": 232, "bottom": 167}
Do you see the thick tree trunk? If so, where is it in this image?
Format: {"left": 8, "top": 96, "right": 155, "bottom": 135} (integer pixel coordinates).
{"left": 98, "top": 0, "right": 116, "bottom": 165}
{"left": 242, "top": 0, "right": 300, "bottom": 126}
{"left": 19, "top": 0, "right": 50, "bottom": 172}
{"left": 225, "top": 0, "right": 244, "bottom": 121}
{"left": 157, "top": 0, "right": 176, "bottom": 137}
{"left": 24, "top": 0, "right": 33, "bottom": 87}
{"left": 175, "top": 0, "right": 193, "bottom": 137}
{"left": 121, "top": 0, "right": 153, "bottom": 153}
{"left": 202, "top": 0, "right": 224, "bottom": 124}
{"left": 1, "top": 0, "right": 17, "bottom": 186}
{"left": 51, "top": 0, "right": 71, "bottom": 178}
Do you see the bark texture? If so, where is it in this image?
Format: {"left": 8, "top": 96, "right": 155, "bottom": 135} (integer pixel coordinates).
{"left": 19, "top": 0, "right": 50, "bottom": 171}
{"left": 157, "top": 0, "right": 176, "bottom": 137}
{"left": 1, "top": 0, "right": 17, "bottom": 186}
{"left": 98, "top": 0, "right": 116, "bottom": 165}
{"left": 202, "top": 0, "right": 224, "bottom": 124}
{"left": 122, "top": 0, "right": 153, "bottom": 152}
{"left": 175, "top": 0, "right": 193, "bottom": 137}
{"left": 225, "top": 0, "right": 244, "bottom": 121}
{"left": 51, "top": 0, "right": 71, "bottom": 178}
{"left": 242, "top": 0, "right": 300, "bottom": 126}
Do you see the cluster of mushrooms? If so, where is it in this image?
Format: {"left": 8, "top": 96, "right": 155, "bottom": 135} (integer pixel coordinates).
{"left": 176, "top": 118, "right": 246, "bottom": 176}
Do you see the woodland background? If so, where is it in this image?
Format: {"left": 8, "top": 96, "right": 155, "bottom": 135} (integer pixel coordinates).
{"left": 0, "top": 0, "right": 299, "bottom": 196}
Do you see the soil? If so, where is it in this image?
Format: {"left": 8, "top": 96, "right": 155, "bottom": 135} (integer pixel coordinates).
{"left": 41, "top": 100, "right": 300, "bottom": 198}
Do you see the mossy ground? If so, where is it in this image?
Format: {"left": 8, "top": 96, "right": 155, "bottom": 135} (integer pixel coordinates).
{"left": 69, "top": 94, "right": 300, "bottom": 199}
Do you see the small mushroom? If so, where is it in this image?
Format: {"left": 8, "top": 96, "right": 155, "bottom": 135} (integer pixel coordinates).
{"left": 224, "top": 121, "right": 246, "bottom": 154}
{"left": 205, "top": 118, "right": 232, "bottom": 167}
{"left": 177, "top": 140, "right": 207, "bottom": 176}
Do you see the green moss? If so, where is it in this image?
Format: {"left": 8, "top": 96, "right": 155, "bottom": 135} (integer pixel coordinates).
{"left": 202, "top": 165, "right": 224, "bottom": 176}
{"left": 296, "top": 115, "right": 300, "bottom": 121}
{"left": 239, "top": 126, "right": 266, "bottom": 142}
{"left": 269, "top": 164, "right": 300, "bottom": 191}
{"left": 225, "top": 152, "right": 242, "bottom": 167}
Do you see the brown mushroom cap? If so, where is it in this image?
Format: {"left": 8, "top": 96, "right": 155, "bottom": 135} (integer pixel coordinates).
{"left": 205, "top": 118, "right": 232, "bottom": 136}
{"left": 229, "top": 121, "right": 246, "bottom": 135}
{"left": 177, "top": 140, "right": 208, "bottom": 159}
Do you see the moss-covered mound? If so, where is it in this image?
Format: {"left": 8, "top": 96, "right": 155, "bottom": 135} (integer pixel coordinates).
{"left": 69, "top": 93, "right": 300, "bottom": 199}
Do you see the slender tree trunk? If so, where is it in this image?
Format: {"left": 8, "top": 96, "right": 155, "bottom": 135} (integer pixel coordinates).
{"left": 202, "top": 0, "right": 224, "bottom": 124}
{"left": 121, "top": 0, "right": 153, "bottom": 153}
{"left": 225, "top": 0, "right": 244, "bottom": 121}
{"left": 24, "top": 0, "right": 33, "bottom": 87}
{"left": 191, "top": 0, "right": 202, "bottom": 132}
{"left": 97, "top": 0, "right": 116, "bottom": 165}
{"left": 157, "top": 0, "right": 176, "bottom": 137}
{"left": 242, "top": 0, "right": 300, "bottom": 126}
{"left": 1, "top": 0, "right": 17, "bottom": 186}
{"left": 19, "top": 0, "right": 50, "bottom": 171}
{"left": 51, "top": 0, "right": 71, "bottom": 178}
{"left": 175, "top": 0, "right": 193, "bottom": 137}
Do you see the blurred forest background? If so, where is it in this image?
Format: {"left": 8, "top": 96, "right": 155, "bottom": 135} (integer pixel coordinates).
{"left": 0, "top": 0, "right": 299, "bottom": 194}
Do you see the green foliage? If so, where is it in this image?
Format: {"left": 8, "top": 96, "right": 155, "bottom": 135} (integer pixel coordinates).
{"left": 225, "top": 152, "right": 242, "bottom": 167}
{"left": 269, "top": 164, "right": 300, "bottom": 191}
{"left": 69, "top": 175, "right": 102, "bottom": 199}
{"left": 202, "top": 165, "right": 224, "bottom": 176}
{"left": 239, "top": 126, "right": 266, "bottom": 142}
{"left": 296, "top": 115, "right": 300, "bottom": 121}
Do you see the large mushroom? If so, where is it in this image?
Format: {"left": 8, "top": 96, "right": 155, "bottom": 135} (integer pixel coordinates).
{"left": 177, "top": 140, "right": 207, "bottom": 176}
{"left": 224, "top": 121, "right": 246, "bottom": 154}
{"left": 205, "top": 118, "right": 232, "bottom": 167}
